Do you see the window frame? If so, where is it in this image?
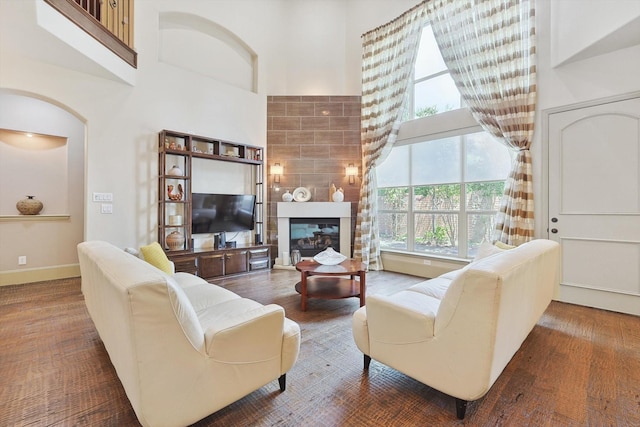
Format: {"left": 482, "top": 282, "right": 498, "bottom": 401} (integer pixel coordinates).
{"left": 408, "top": 24, "right": 463, "bottom": 120}
{"left": 378, "top": 126, "right": 508, "bottom": 260}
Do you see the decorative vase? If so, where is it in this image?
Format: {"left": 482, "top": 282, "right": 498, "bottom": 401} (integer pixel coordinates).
{"left": 167, "top": 184, "right": 184, "bottom": 200}
{"left": 282, "top": 190, "right": 293, "bottom": 202}
{"left": 16, "top": 195, "right": 43, "bottom": 215}
{"left": 329, "top": 183, "right": 337, "bottom": 200}
{"left": 166, "top": 231, "right": 185, "bottom": 250}
{"left": 290, "top": 249, "right": 301, "bottom": 265}
{"left": 167, "top": 165, "right": 182, "bottom": 176}
{"left": 332, "top": 188, "right": 344, "bottom": 202}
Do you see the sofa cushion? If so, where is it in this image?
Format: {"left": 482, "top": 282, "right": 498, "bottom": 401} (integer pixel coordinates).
{"left": 140, "top": 242, "right": 173, "bottom": 274}
{"left": 172, "top": 272, "right": 212, "bottom": 289}
{"left": 474, "top": 240, "right": 515, "bottom": 262}
{"left": 165, "top": 275, "right": 205, "bottom": 352}
{"left": 474, "top": 241, "right": 503, "bottom": 261}
{"left": 197, "top": 297, "right": 264, "bottom": 327}
{"left": 181, "top": 282, "right": 240, "bottom": 314}
{"left": 408, "top": 277, "right": 453, "bottom": 300}
{"left": 124, "top": 247, "right": 141, "bottom": 257}
{"left": 439, "top": 269, "right": 462, "bottom": 280}
{"left": 494, "top": 241, "right": 516, "bottom": 250}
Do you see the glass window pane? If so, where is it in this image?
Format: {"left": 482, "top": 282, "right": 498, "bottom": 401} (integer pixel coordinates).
{"left": 465, "top": 133, "right": 513, "bottom": 182}
{"left": 379, "top": 212, "right": 407, "bottom": 250}
{"left": 414, "top": 74, "right": 461, "bottom": 118}
{"left": 415, "top": 26, "right": 447, "bottom": 79}
{"left": 378, "top": 187, "right": 409, "bottom": 210}
{"left": 466, "top": 181, "right": 504, "bottom": 211}
{"left": 411, "top": 137, "right": 461, "bottom": 185}
{"left": 414, "top": 213, "right": 458, "bottom": 256}
{"left": 414, "top": 184, "right": 461, "bottom": 210}
{"left": 377, "top": 145, "right": 409, "bottom": 187}
{"left": 467, "top": 213, "right": 499, "bottom": 258}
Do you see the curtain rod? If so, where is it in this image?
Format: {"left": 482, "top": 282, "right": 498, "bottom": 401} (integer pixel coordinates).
{"left": 361, "top": 0, "right": 428, "bottom": 38}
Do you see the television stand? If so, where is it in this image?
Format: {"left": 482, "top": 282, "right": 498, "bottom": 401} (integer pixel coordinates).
{"left": 167, "top": 244, "right": 271, "bottom": 280}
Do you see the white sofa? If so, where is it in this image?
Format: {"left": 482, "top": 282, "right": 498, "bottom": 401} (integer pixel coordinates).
{"left": 352, "top": 239, "right": 560, "bottom": 419}
{"left": 78, "top": 241, "right": 300, "bottom": 427}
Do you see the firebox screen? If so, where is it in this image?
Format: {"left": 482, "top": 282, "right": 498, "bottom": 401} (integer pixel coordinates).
{"left": 290, "top": 217, "right": 340, "bottom": 257}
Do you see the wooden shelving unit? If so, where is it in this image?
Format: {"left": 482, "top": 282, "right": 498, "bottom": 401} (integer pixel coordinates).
{"left": 158, "top": 130, "right": 266, "bottom": 277}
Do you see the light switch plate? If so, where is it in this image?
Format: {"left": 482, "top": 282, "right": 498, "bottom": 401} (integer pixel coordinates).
{"left": 93, "top": 192, "right": 113, "bottom": 202}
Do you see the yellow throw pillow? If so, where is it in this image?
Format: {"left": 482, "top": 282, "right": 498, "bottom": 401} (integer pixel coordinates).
{"left": 494, "top": 241, "right": 516, "bottom": 250}
{"left": 139, "top": 242, "right": 173, "bottom": 274}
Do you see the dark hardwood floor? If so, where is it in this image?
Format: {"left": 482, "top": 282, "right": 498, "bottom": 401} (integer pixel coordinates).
{"left": 1, "top": 269, "right": 639, "bottom": 426}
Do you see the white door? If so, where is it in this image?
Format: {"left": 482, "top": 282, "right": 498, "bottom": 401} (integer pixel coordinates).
{"left": 547, "top": 95, "right": 640, "bottom": 316}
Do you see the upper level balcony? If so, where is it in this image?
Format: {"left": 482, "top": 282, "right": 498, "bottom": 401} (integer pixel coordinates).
{"left": 0, "top": 0, "right": 137, "bottom": 85}
{"left": 46, "top": 0, "right": 136, "bottom": 68}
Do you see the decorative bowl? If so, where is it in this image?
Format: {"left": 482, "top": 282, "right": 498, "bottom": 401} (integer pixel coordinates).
{"left": 313, "top": 247, "right": 347, "bottom": 265}
{"left": 292, "top": 187, "right": 311, "bottom": 202}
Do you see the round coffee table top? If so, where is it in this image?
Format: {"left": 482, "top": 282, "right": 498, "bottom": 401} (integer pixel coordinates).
{"left": 295, "top": 259, "right": 365, "bottom": 275}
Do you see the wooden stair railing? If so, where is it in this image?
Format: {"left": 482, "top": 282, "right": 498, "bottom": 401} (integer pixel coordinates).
{"left": 44, "top": 0, "right": 137, "bottom": 68}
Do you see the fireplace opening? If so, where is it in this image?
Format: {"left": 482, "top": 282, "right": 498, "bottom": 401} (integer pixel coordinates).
{"left": 290, "top": 217, "right": 340, "bottom": 257}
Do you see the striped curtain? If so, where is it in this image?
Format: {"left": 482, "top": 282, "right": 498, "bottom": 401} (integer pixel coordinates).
{"left": 354, "top": 2, "right": 428, "bottom": 269}
{"left": 425, "top": 0, "right": 537, "bottom": 246}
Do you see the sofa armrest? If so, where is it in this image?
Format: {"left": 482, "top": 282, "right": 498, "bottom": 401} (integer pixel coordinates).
{"left": 204, "top": 304, "right": 285, "bottom": 362}
{"left": 366, "top": 292, "right": 440, "bottom": 344}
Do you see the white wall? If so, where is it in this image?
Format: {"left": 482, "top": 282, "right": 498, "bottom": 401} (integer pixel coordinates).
{"left": 550, "top": 0, "right": 640, "bottom": 66}
{"left": 539, "top": 0, "right": 640, "bottom": 108}
{"left": 265, "top": 0, "right": 417, "bottom": 95}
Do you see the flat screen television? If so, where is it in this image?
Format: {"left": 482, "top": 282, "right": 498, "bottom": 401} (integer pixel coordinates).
{"left": 192, "top": 193, "right": 256, "bottom": 234}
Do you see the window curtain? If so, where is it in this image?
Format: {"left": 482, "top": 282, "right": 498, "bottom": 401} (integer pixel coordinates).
{"left": 354, "top": 2, "right": 428, "bottom": 269}
{"left": 425, "top": 0, "right": 537, "bottom": 246}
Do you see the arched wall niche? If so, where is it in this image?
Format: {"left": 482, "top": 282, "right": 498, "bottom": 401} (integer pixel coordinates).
{"left": 159, "top": 12, "right": 258, "bottom": 93}
{"left": 0, "top": 89, "right": 85, "bottom": 284}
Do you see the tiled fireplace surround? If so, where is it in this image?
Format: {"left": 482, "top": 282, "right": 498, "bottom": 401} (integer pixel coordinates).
{"left": 267, "top": 96, "right": 362, "bottom": 257}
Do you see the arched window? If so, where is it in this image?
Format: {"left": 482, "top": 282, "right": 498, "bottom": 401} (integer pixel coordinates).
{"left": 376, "top": 25, "right": 513, "bottom": 259}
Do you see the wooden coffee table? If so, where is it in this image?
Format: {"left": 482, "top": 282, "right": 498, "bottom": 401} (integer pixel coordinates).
{"left": 294, "top": 259, "right": 366, "bottom": 311}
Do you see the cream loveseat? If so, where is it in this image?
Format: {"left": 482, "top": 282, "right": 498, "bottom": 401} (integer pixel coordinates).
{"left": 352, "top": 239, "right": 560, "bottom": 419}
{"left": 78, "top": 241, "right": 300, "bottom": 427}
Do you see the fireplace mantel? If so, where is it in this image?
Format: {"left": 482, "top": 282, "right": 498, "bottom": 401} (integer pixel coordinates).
{"left": 276, "top": 202, "right": 351, "bottom": 266}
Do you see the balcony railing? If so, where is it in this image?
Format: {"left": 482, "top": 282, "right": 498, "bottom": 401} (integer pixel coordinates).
{"left": 44, "top": 0, "right": 137, "bottom": 68}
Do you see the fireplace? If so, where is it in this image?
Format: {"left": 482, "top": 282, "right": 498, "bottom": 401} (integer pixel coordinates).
{"left": 276, "top": 202, "right": 351, "bottom": 266}
{"left": 290, "top": 217, "right": 340, "bottom": 257}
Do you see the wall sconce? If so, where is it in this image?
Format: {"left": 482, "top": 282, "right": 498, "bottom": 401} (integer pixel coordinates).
{"left": 346, "top": 163, "right": 358, "bottom": 185}
{"left": 271, "top": 163, "right": 283, "bottom": 183}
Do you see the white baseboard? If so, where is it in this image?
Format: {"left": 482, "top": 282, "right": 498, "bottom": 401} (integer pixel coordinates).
{"left": 0, "top": 264, "right": 80, "bottom": 286}
{"left": 557, "top": 284, "right": 640, "bottom": 317}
